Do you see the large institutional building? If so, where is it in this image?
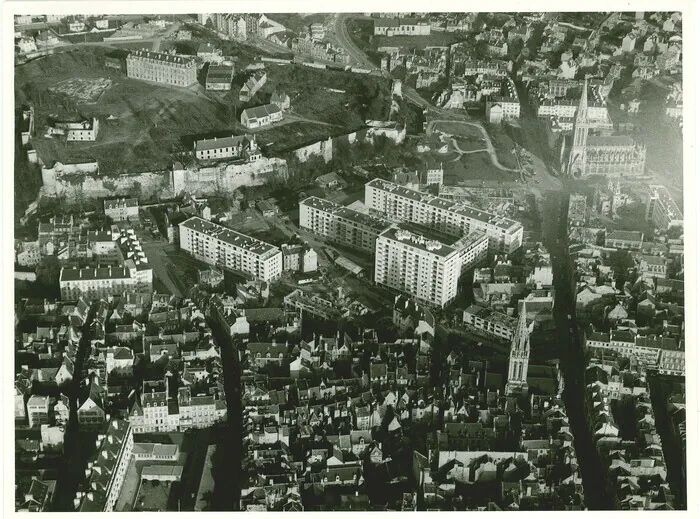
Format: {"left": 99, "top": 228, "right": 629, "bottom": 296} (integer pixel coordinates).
{"left": 563, "top": 78, "right": 647, "bottom": 177}
{"left": 193, "top": 134, "right": 259, "bottom": 161}
{"left": 374, "top": 226, "right": 489, "bottom": 308}
{"left": 364, "top": 179, "right": 523, "bottom": 254}
{"left": 373, "top": 17, "right": 431, "bottom": 36}
{"left": 126, "top": 49, "right": 197, "bottom": 87}
{"left": 179, "top": 216, "right": 282, "bottom": 282}
{"left": 59, "top": 227, "right": 153, "bottom": 300}
{"left": 299, "top": 196, "right": 393, "bottom": 253}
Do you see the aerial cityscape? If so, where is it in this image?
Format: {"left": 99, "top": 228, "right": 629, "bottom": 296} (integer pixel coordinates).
{"left": 13, "top": 10, "right": 686, "bottom": 512}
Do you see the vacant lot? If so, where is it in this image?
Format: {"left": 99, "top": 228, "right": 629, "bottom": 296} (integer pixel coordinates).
{"left": 48, "top": 77, "right": 113, "bottom": 103}
{"left": 59, "top": 30, "right": 117, "bottom": 43}
{"left": 483, "top": 122, "right": 519, "bottom": 169}
{"left": 16, "top": 49, "right": 238, "bottom": 173}
{"left": 256, "top": 121, "right": 344, "bottom": 155}
{"left": 434, "top": 122, "right": 487, "bottom": 152}
{"left": 135, "top": 479, "right": 173, "bottom": 511}
{"left": 434, "top": 121, "right": 483, "bottom": 138}
{"left": 444, "top": 152, "right": 517, "bottom": 184}
{"left": 453, "top": 136, "right": 487, "bottom": 152}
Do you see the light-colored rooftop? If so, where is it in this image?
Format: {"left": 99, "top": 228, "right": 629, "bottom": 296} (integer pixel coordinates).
{"left": 367, "top": 178, "right": 521, "bottom": 232}
{"left": 60, "top": 266, "right": 131, "bottom": 282}
{"left": 128, "top": 49, "right": 194, "bottom": 66}
{"left": 180, "top": 216, "right": 279, "bottom": 258}
{"left": 301, "top": 196, "right": 393, "bottom": 233}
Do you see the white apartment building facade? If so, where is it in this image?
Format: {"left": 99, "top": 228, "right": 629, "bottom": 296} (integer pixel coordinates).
{"left": 299, "top": 196, "right": 393, "bottom": 253}
{"left": 126, "top": 50, "right": 197, "bottom": 87}
{"left": 489, "top": 97, "right": 520, "bottom": 119}
{"left": 179, "top": 216, "right": 282, "bottom": 282}
{"left": 646, "top": 184, "right": 683, "bottom": 230}
{"left": 364, "top": 179, "right": 523, "bottom": 254}
{"left": 60, "top": 266, "right": 138, "bottom": 300}
{"left": 374, "top": 227, "right": 486, "bottom": 308}
{"left": 425, "top": 163, "right": 444, "bottom": 186}
{"left": 78, "top": 419, "right": 133, "bottom": 512}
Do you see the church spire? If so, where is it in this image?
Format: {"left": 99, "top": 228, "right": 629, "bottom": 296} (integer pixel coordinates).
{"left": 506, "top": 300, "right": 533, "bottom": 396}
{"left": 576, "top": 77, "right": 589, "bottom": 123}
{"left": 567, "top": 77, "right": 590, "bottom": 176}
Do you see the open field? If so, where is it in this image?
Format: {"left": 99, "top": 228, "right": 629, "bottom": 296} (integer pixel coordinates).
{"left": 16, "top": 49, "right": 393, "bottom": 171}
{"left": 255, "top": 121, "right": 344, "bottom": 155}
{"left": 15, "top": 49, "right": 238, "bottom": 173}
{"left": 434, "top": 121, "right": 482, "bottom": 137}
{"left": 452, "top": 136, "right": 487, "bottom": 152}
{"left": 482, "top": 122, "right": 519, "bottom": 169}
{"left": 48, "top": 77, "right": 114, "bottom": 102}
{"left": 443, "top": 152, "right": 517, "bottom": 184}
{"left": 59, "top": 31, "right": 117, "bottom": 43}
{"left": 434, "top": 121, "right": 488, "bottom": 152}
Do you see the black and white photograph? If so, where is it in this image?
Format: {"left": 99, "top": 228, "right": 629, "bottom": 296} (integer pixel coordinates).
{"left": 6, "top": 3, "right": 695, "bottom": 514}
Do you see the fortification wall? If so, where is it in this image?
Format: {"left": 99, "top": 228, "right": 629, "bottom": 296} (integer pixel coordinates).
{"left": 47, "top": 170, "right": 173, "bottom": 200}
{"left": 41, "top": 156, "right": 286, "bottom": 200}
{"left": 293, "top": 130, "right": 363, "bottom": 164}
{"left": 172, "top": 157, "right": 287, "bottom": 195}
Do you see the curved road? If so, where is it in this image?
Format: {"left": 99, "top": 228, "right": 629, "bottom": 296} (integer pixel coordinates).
{"left": 333, "top": 13, "right": 435, "bottom": 109}
{"left": 427, "top": 119, "right": 521, "bottom": 173}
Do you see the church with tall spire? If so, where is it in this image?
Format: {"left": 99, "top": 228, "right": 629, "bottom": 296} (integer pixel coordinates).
{"left": 562, "top": 78, "right": 647, "bottom": 178}
{"left": 506, "top": 300, "right": 534, "bottom": 396}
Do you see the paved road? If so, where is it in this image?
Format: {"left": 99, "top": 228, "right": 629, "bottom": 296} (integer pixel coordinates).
{"left": 542, "top": 192, "right": 617, "bottom": 510}
{"left": 331, "top": 14, "right": 451, "bottom": 110}
{"left": 206, "top": 315, "right": 242, "bottom": 511}
{"left": 50, "top": 304, "right": 96, "bottom": 510}
{"left": 333, "top": 13, "right": 377, "bottom": 70}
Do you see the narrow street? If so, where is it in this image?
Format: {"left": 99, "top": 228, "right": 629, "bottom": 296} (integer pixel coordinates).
{"left": 542, "top": 192, "right": 617, "bottom": 510}
{"left": 206, "top": 314, "right": 243, "bottom": 511}
{"left": 51, "top": 304, "right": 96, "bottom": 510}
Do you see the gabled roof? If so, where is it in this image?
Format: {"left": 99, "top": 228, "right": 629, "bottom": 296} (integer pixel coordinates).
{"left": 241, "top": 103, "right": 282, "bottom": 121}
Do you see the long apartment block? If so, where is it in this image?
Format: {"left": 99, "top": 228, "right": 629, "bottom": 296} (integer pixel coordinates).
{"left": 299, "top": 196, "right": 393, "bottom": 253}
{"left": 364, "top": 178, "right": 523, "bottom": 254}
{"left": 179, "top": 217, "right": 282, "bottom": 282}
{"left": 374, "top": 225, "right": 489, "bottom": 308}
